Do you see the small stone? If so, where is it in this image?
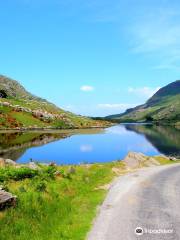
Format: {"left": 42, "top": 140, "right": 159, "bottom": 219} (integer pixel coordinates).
{"left": 169, "top": 156, "right": 178, "bottom": 161}
{"left": 54, "top": 171, "right": 62, "bottom": 177}
{"left": 27, "top": 162, "right": 40, "bottom": 170}
{"left": 0, "top": 190, "right": 17, "bottom": 210}
{"left": 48, "top": 162, "right": 57, "bottom": 167}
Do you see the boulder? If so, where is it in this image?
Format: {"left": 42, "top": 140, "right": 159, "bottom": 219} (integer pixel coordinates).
{"left": 123, "top": 152, "right": 160, "bottom": 169}
{"left": 27, "top": 162, "right": 41, "bottom": 170}
{"left": 5, "top": 159, "right": 17, "bottom": 166}
{"left": 0, "top": 190, "right": 17, "bottom": 210}
{"left": 169, "top": 156, "right": 178, "bottom": 161}
{"left": 0, "top": 158, "right": 17, "bottom": 167}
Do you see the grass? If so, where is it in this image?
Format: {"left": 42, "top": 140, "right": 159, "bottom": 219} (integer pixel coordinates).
{"left": 0, "top": 161, "right": 126, "bottom": 240}
{"left": 154, "top": 156, "right": 177, "bottom": 165}
{"left": 112, "top": 94, "right": 180, "bottom": 124}
{"left": 11, "top": 112, "right": 48, "bottom": 127}
{"left": 0, "top": 101, "right": 110, "bottom": 129}
{"left": 0, "top": 157, "right": 179, "bottom": 240}
{"left": 0, "top": 97, "right": 111, "bottom": 129}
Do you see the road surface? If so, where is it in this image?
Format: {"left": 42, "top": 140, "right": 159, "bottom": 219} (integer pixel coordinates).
{"left": 87, "top": 164, "right": 180, "bottom": 240}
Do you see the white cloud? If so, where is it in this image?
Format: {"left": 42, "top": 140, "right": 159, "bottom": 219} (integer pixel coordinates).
{"left": 80, "top": 145, "right": 93, "bottom": 152}
{"left": 128, "top": 87, "right": 160, "bottom": 98}
{"left": 97, "top": 103, "right": 138, "bottom": 110}
{"left": 80, "top": 85, "right": 94, "bottom": 92}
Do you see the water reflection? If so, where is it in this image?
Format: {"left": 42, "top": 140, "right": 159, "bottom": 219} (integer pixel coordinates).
{"left": 0, "top": 131, "right": 72, "bottom": 160}
{"left": 0, "top": 129, "right": 104, "bottom": 162}
{"left": 125, "top": 124, "right": 180, "bottom": 158}
{"left": 0, "top": 124, "right": 179, "bottom": 164}
{"left": 80, "top": 145, "right": 93, "bottom": 152}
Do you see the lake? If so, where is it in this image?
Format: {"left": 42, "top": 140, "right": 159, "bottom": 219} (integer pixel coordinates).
{"left": 0, "top": 124, "right": 179, "bottom": 164}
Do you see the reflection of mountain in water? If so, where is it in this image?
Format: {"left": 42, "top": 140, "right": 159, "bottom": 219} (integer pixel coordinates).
{"left": 0, "top": 132, "right": 72, "bottom": 160}
{"left": 125, "top": 124, "right": 180, "bottom": 158}
{"left": 0, "top": 129, "right": 105, "bottom": 161}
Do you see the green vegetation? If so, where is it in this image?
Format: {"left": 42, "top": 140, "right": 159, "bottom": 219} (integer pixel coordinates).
{"left": 154, "top": 156, "right": 177, "bottom": 165}
{"left": 0, "top": 156, "right": 179, "bottom": 240}
{"left": 105, "top": 80, "right": 180, "bottom": 125}
{"left": 0, "top": 75, "right": 110, "bottom": 129}
{"left": 11, "top": 111, "right": 47, "bottom": 127}
{"left": 0, "top": 167, "right": 38, "bottom": 182}
{"left": 0, "top": 162, "right": 126, "bottom": 240}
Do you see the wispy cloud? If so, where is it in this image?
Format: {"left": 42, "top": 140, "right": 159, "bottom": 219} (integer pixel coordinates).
{"left": 128, "top": 86, "right": 160, "bottom": 98}
{"left": 130, "top": 8, "right": 180, "bottom": 69}
{"left": 97, "top": 103, "right": 138, "bottom": 110}
{"left": 80, "top": 85, "right": 94, "bottom": 92}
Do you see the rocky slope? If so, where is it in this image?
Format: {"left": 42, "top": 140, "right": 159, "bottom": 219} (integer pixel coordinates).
{"left": 105, "top": 80, "right": 180, "bottom": 125}
{"left": 0, "top": 75, "right": 109, "bottom": 129}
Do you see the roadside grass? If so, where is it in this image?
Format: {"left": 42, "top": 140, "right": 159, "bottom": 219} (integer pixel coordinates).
{"left": 0, "top": 161, "right": 126, "bottom": 240}
{"left": 154, "top": 156, "right": 179, "bottom": 165}
{"left": 0, "top": 157, "right": 179, "bottom": 240}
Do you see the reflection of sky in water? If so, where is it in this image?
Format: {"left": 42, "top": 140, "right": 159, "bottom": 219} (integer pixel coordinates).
{"left": 80, "top": 145, "right": 93, "bottom": 152}
{"left": 17, "top": 125, "right": 160, "bottom": 164}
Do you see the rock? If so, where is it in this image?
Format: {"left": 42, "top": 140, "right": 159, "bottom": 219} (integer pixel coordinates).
{"left": 5, "top": 159, "right": 17, "bottom": 166}
{"left": 27, "top": 162, "right": 41, "bottom": 170}
{"left": 123, "top": 152, "right": 160, "bottom": 169}
{"left": 95, "top": 184, "right": 111, "bottom": 191}
{"left": 112, "top": 167, "right": 122, "bottom": 175}
{"left": 123, "top": 152, "right": 147, "bottom": 168}
{"left": 54, "top": 170, "right": 62, "bottom": 177}
{"left": 0, "top": 158, "right": 17, "bottom": 167}
{"left": 0, "top": 190, "right": 17, "bottom": 210}
{"left": 169, "top": 156, "right": 178, "bottom": 161}
{"left": 48, "top": 162, "right": 57, "bottom": 167}
{"left": 146, "top": 157, "right": 161, "bottom": 166}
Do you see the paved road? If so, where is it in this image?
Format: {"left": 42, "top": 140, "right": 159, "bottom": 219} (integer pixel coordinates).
{"left": 87, "top": 164, "right": 180, "bottom": 240}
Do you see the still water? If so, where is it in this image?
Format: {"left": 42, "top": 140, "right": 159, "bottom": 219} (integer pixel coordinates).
{"left": 0, "top": 124, "right": 179, "bottom": 164}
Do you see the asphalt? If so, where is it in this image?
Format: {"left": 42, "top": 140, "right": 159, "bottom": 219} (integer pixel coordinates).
{"left": 87, "top": 164, "right": 180, "bottom": 240}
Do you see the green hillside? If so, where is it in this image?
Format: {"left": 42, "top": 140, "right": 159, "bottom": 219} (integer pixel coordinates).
{"left": 0, "top": 75, "right": 109, "bottom": 129}
{"left": 105, "top": 80, "right": 180, "bottom": 125}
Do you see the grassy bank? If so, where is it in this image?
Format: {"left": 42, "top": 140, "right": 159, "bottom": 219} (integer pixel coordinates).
{"left": 0, "top": 157, "right": 179, "bottom": 240}
{"left": 0, "top": 162, "right": 126, "bottom": 240}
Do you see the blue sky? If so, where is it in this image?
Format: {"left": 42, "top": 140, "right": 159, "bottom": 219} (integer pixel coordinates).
{"left": 0, "top": 0, "right": 180, "bottom": 116}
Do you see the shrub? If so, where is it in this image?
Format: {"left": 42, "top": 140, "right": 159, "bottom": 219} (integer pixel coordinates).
{"left": 42, "top": 166, "right": 56, "bottom": 179}
{"left": 35, "top": 181, "right": 47, "bottom": 192}
{"left": 0, "top": 167, "right": 38, "bottom": 182}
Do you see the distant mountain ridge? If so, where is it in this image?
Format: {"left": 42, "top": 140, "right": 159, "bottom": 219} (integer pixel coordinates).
{"left": 0, "top": 75, "right": 109, "bottom": 129}
{"left": 105, "top": 80, "right": 180, "bottom": 125}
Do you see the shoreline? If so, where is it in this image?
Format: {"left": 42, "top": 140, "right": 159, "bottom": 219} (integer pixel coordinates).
{"left": 0, "top": 125, "right": 111, "bottom": 132}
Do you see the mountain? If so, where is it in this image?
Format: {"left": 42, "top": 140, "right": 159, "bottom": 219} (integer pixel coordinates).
{"left": 105, "top": 80, "right": 180, "bottom": 125}
{"left": 0, "top": 75, "right": 109, "bottom": 129}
